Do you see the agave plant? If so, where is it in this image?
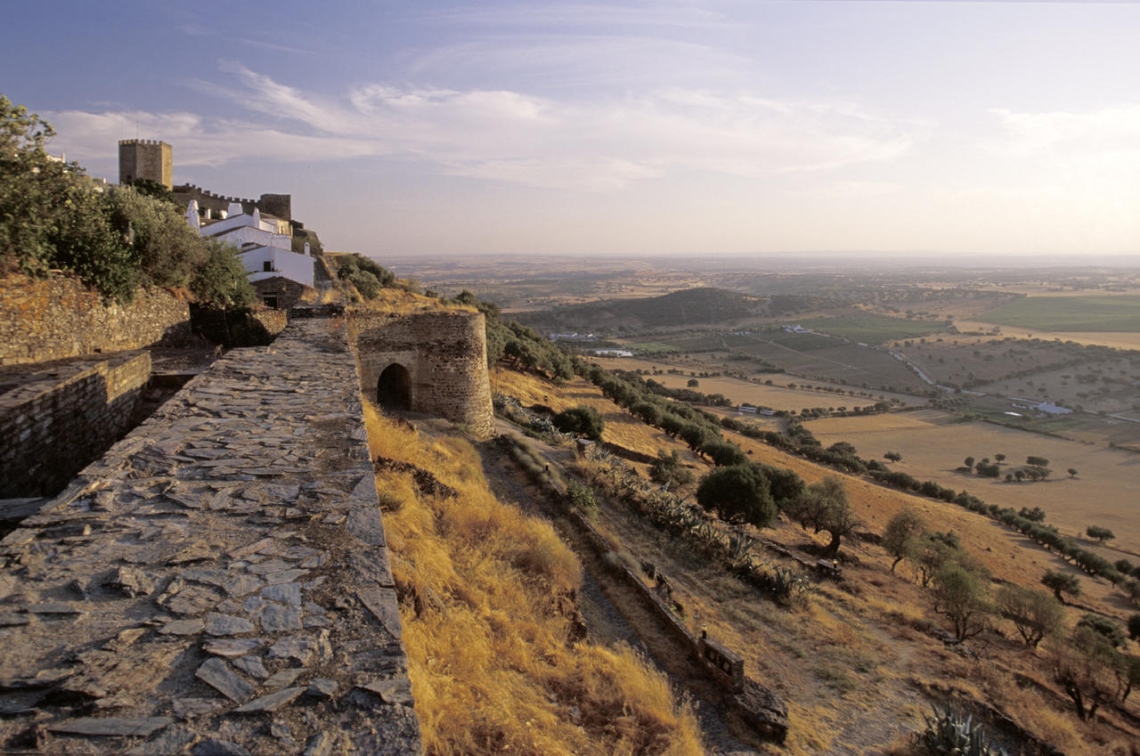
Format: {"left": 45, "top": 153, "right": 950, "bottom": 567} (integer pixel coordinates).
{"left": 919, "top": 704, "right": 1008, "bottom": 756}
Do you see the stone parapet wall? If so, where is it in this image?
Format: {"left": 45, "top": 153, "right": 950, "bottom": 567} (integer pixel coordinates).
{"left": 0, "top": 319, "right": 421, "bottom": 755}
{"left": 349, "top": 309, "right": 494, "bottom": 437}
{"left": 0, "top": 351, "right": 152, "bottom": 497}
{"left": 0, "top": 274, "right": 191, "bottom": 365}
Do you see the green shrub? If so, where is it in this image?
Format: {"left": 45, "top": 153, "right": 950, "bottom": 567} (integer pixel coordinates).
{"left": 553, "top": 405, "right": 605, "bottom": 441}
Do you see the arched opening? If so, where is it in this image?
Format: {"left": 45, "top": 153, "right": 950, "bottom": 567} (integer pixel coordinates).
{"left": 377, "top": 363, "right": 412, "bottom": 410}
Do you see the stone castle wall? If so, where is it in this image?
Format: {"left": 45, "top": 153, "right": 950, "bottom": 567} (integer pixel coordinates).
{"left": 0, "top": 273, "right": 191, "bottom": 365}
{"left": 174, "top": 185, "right": 293, "bottom": 222}
{"left": 0, "top": 319, "right": 421, "bottom": 754}
{"left": 349, "top": 309, "right": 495, "bottom": 437}
{"left": 0, "top": 351, "right": 152, "bottom": 498}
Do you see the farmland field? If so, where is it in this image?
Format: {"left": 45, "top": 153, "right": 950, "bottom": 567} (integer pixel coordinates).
{"left": 790, "top": 313, "right": 947, "bottom": 344}
{"left": 982, "top": 295, "right": 1140, "bottom": 332}
{"left": 590, "top": 357, "right": 928, "bottom": 409}
{"left": 804, "top": 409, "right": 1140, "bottom": 553}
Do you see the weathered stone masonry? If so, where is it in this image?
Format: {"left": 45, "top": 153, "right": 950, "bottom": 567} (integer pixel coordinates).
{"left": 0, "top": 351, "right": 151, "bottom": 498}
{"left": 0, "top": 273, "right": 191, "bottom": 365}
{"left": 349, "top": 310, "right": 495, "bottom": 438}
{"left": 0, "top": 319, "right": 421, "bottom": 755}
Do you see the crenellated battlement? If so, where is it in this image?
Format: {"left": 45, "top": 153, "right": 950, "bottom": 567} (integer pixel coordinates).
{"left": 117, "top": 138, "right": 169, "bottom": 147}
{"left": 174, "top": 183, "right": 260, "bottom": 207}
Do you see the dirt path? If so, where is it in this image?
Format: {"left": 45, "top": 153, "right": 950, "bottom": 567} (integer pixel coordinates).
{"left": 476, "top": 427, "right": 762, "bottom": 755}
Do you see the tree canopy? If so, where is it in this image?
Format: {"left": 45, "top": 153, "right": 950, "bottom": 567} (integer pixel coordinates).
{"left": 1, "top": 94, "right": 254, "bottom": 307}
{"left": 696, "top": 464, "right": 776, "bottom": 529}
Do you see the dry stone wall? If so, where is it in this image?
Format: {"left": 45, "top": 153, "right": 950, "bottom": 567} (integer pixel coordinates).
{"left": 0, "top": 273, "right": 191, "bottom": 365}
{"left": 349, "top": 309, "right": 494, "bottom": 437}
{"left": 0, "top": 351, "right": 152, "bottom": 498}
{"left": 0, "top": 319, "right": 421, "bottom": 755}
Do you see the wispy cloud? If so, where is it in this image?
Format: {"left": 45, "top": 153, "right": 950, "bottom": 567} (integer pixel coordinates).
{"left": 47, "top": 65, "right": 920, "bottom": 191}
{"left": 991, "top": 104, "right": 1140, "bottom": 158}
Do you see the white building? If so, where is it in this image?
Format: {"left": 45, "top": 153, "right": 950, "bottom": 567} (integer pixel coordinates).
{"left": 186, "top": 200, "right": 314, "bottom": 289}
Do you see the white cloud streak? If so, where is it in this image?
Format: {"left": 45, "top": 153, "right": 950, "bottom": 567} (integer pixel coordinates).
{"left": 47, "top": 65, "right": 918, "bottom": 191}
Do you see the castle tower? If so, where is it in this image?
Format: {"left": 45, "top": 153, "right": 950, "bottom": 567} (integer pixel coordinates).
{"left": 118, "top": 139, "right": 173, "bottom": 189}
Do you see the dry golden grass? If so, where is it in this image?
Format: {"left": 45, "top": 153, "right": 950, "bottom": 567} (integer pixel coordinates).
{"left": 361, "top": 400, "right": 703, "bottom": 756}
{"left": 591, "top": 358, "right": 926, "bottom": 409}
{"left": 491, "top": 367, "right": 1140, "bottom": 754}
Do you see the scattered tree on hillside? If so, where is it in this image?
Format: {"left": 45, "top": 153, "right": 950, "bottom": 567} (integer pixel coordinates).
{"left": 1048, "top": 627, "right": 1119, "bottom": 721}
{"left": 994, "top": 453, "right": 1006, "bottom": 462}
{"left": 1042, "top": 570, "right": 1081, "bottom": 605}
{"left": 754, "top": 463, "right": 804, "bottom": 509}
{"left": 1026, "top": 455, "right": 1050, "bottom": 468}
{"left": 553, "top": 405, "right": 605, "bottom": 441}
{"left": 910, "top": 533, "right": 961, "bottom": 588}
{"left": 701, "top": 439, "right": 748, "bottom": 467}
{"left": 1119, "top": 655, "right": 1140, "bottom": 702}
{"left": 784, "top": 477, "right": 857, "bottom": 558}
{"left": 932, "top": 563, "right": 990, "bottom": 641}
{"left": 884, "top": 451, "right": 902, "bottom": 462}
{"left": 649, "top": 449, "right": 693, "bottom": 490}
{"left": 974, "top": 460, "right": 1001, "bottom": 478}
{"left": 1086, "top": 525, "right": 1115, "bottom": 544}
{"left": 882, "top": 509, "right": 927, "bottom": 572}
{"left": 1076, "top": 614, "right": 1127, "bottom": 648}
{"left": 997, "top": 585, "right": 1063, "bottom": 648}
{"left": 1067, "top": 468, "right": 1079, "bottom": 479}
{"left": 963, "top": 456, "right": 975, "bottom": 472}
{"left": 687, "top": 378, "right": 699, "bottom": 388}
{"left": 696, "top": 464, "right": 776, "bottom": 529}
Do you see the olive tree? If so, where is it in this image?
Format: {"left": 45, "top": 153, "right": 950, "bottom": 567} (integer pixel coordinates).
{"left": 997, "top": 584, "right": 1064, "bottom": 648}
{"left": 783, "top": 476, "right": 858, "bottom": 558}
{"left": 882, "top": 509, "right": 927, "bottom": 572}
{"left": 553, "top": 405, "right": 605, "bottom": 441}
{"left": 1048, "top": 627, "right": 1119, "bottom": 721}
{"left": 1042, "top": 570, "right": 1081, "bottom": 605}
{"left": 932, "top": 563, "right": 990, "bottom": 641}
{"left": 696, "top": 464, "right": 776, "bottom": 529}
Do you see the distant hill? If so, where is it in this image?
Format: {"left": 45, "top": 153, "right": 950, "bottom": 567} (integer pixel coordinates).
{"left": 521, "top": 287, "right": 765, "bottom": 332}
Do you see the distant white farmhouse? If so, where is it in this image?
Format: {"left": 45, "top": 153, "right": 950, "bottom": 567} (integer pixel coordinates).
{"left": 187, "top": 200, "right": 316, "bottom": 307}
{"left": 592, "top": 349, "right": 634, "bottom": 358}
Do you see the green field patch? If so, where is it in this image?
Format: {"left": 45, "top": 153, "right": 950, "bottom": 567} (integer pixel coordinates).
{"left": 983, "top": 296, "right": 1140, "bottom": 332}
{"left": 762, "top": 331, "right": 839, "bottom": 351}
{"left": 791, "top": 314, "right": 945, "bottom": 344}
{"left": 626, "top": 342, "right": 681, "bottom": 355}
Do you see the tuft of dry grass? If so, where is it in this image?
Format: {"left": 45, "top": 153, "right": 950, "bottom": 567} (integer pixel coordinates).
{"left": 361, "top": 400, "right": 703, "bottom": 756}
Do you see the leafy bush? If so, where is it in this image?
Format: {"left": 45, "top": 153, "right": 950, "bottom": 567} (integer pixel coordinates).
{"left": 1076, "top": 613, "right": 1126, "bottom": 648}
{"left": 190, "top": 238, "right": 256, "bottom": 308}
{"left": 696, "top": 464, "right": 776, "bottom": 528}
{"left": 553, "top": 405, "right": 605, "bottom": 441}
{"left": 649, "top": 449, "right": 694, "bottom": 489}
{"left": 1, "top": 95, "right": 253, "bottom": 306}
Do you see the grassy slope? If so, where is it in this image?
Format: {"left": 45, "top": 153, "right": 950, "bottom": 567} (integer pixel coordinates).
{"left": 491, "top": 369, "right": 1140, "bottom": 754}
{"left": 361, "top": 400, "right": 703, "bottom": 756}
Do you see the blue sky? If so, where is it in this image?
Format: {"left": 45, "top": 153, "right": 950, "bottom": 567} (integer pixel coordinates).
{"left": 6, "top": 1, "right": 1140, "bottom": 258}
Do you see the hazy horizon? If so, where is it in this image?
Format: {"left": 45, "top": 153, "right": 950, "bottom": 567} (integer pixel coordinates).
{"left": 6, "top": 1, "right": 1139, "bottom": 259}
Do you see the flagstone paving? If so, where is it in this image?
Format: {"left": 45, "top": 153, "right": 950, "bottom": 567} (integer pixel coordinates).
{"left": 0, "top": 319, "right": 421, "bottom": 755}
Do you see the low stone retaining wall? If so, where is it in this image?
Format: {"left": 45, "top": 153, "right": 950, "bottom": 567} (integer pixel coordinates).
{"left": 0, "top": 319, "right": 421, "bottom": 755}
{"left": 0, "top": 351, "right": 152, "bottom": 498}
{"left": 0, "top": 273, "right": 191, "bottom": 365}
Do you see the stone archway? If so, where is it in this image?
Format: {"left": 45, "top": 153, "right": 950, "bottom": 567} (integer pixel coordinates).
{"left": 377, "top": 363, "right": 412, "bottom": 410}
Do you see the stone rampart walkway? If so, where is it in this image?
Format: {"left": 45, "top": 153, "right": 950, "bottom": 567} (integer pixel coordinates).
{"left": 0, "top": 319, "right": 421, "bottom": 755}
